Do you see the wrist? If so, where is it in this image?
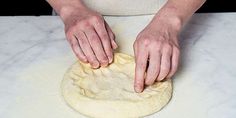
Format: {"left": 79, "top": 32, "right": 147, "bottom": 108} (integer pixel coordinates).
{"left": 153, "top": 7, "right": 185, "bottom": 32}
{"left": 59, "top": 5, "right": 87, "bottom": 23}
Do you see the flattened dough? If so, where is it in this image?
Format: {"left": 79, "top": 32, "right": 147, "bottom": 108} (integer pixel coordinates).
{"left": 61, "top": 53, "right": 172, "bottom": 118}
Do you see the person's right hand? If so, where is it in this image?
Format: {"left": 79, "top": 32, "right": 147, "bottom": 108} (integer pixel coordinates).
{"left": 61, "top": 7, "right": 118, "bottom": 68}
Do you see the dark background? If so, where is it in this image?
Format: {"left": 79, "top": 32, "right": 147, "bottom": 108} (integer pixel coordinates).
{"left": 0, "top": 0, "right": 235, "bottom": 16}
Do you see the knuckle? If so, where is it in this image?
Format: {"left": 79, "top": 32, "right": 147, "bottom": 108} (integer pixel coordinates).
{"left": 152, "top": 40, "right": 161, "bottom": 47}
{"left": 65, "top": 28, "right": 74, "bottom": 37}
{"left": 75, "top": 20, "right": 82, "bottom": 26}
{"left": 78, "top": 38, "right": 85, "bottom": 45}
{"left": 138, "top": 37, "right": 150, "bottom": 47}
{"left": 164, "top": 43, "right": 172, "bottom": 49}
{"left": 143, "top": 38, "right": 150, "bottom": 46}
{"left": 152, "top": 42, "right": 162, "bottom": 52}
{"left": 140, "top": 36, "right": 157, "bottom": 47}
{"left": 137, "top": 62, "right": 146, "bottom": 69}
{"left": 90, "top": 15, "right": 103, "bottom": 23}
{"left": 91, "top": 37, "right": 101, "bottom": 45}
{"left": 70, "top": 41, "right": 76, "bottom": 48}
{"left": 158, "top": 35, "right": 166, "bottom": 41}
{"left": 91, "top": 34, "right": 98, "bottom": 40}
{"left": 68, "top": 38, "right": 76, "bottom": 45}
{"left": 78, "top": 20, "right": 90, "bottom": 28}
{"left": 174, "top": 46, "right": 180, "bottom": 54}
{"left": 100, "top": 33, "right": 108, "bottom": 40}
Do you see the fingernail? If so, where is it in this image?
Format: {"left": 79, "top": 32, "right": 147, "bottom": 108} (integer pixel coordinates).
{"left": 160, "top": 77, "right": 165, "bottom": 81}
{"left": 135, "top": 85, "right": 143, "bottom": 93}
{"left": 92, "top": 61, "right": 99, "bottom": 68}
{"left": 145, "top": 80, "right": 151, "bottom": 85}
{"left": 108, "top": 56, "right": 113, "bottom": 63}
{"left": 101, "top": 62, "right": 108, "bottom": 67}
{"left": 114, "top": 43, "right": 118, "bottom": 49}
{"left": 82, "top": 58, "right": 88, "bottom": 63}
{"left": 112, "top": 42, "right": 118, "bottom": 49}
{"left": 157, "top": 77, "right": 164, "bottom": 82}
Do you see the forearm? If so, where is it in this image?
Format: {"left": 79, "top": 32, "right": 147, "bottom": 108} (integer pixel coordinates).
{"left": 46, "top": 0, "right": 87, "bottom": 21}
{"left": 154, "top": 0, "right": 206, "bottom": 30}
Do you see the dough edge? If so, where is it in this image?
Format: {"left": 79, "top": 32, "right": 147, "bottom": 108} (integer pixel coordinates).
{"left": 61, "top": 53, "right": 172, "bottom": 118}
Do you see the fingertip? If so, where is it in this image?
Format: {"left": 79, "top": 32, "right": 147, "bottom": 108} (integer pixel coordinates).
{"left": 145, "top": 79, "right": 154, "bottom": 86}
{"left": 99, "top": 56, "right": 109, "bottom": 67}
{"left": 157, "top": 77, "right": 165, "bottom": 82}
{"left": 134, "top": 85, "right": 143, "bottom": 93}
{"left": 81, "top": 55, "right": 88, "bottom": 62}
{"left": 91, "top": 61, "right": 100, "bottom": 69}
{"left": 160, "top": 77, "right": 170, "bottom": 82}
{"left": 166, "top": 74, "right": 173, "bottom": 80}
{"left": 134, "top": 79, "right": 144, "bottom": 93}
{"left": 100, "top": 61, "right": 109, "bottom": 67}
{"left": 108, "top": 56, "right": 113, "bottom": 63}
{"left": 76, "top": 54, "right": 87, "bottom": 63}
{"left": 81, "top": 59, "right": 88, "bottom": 63}
{"left": 111, "top": 40, "right": 118, "bottom": 49}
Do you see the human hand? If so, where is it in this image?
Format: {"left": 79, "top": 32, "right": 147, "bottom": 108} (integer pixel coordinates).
{"left": 133, "top": 15, "right": 181, "bottom": 92}
{"left": 62, "top": 7, "right": 118, "bottom": 68}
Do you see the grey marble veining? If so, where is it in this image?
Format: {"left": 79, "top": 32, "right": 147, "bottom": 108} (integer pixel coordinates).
{"left": 0, "top": 13, "right": 236, "bottom": 118}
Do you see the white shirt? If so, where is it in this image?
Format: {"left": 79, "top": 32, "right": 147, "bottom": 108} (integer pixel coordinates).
{"left": 82, "top": 0, "right": 167, "bottom": 16}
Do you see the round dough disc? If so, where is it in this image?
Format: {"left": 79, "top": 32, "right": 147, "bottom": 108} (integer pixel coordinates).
{"left": 61, "top": 53, "right": 172, "bottom": 118}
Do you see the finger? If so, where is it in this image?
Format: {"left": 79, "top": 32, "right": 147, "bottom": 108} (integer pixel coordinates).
{"left": 145, "top": 51, "right": 161, "bottom": 85}
{"left": 105, "top": 22, "right": 118, "bottom": 49}
{"left": 66, "top": 31, "right": 87, "bottom": 62}
{"left": 85, "top": 28, "right": 109, "bottom": 67}
{"left": 133, "top": 42, "right": 137, "bottom": 57}
{"left": 70, "top": 35, "right": 88, "bottom": 63}
{"left": 157, "top": 45, "right": 172, "bottom": 81}
{"left": 94, "top": 21, "right": 114, "bottom": 63}
{"left": 134, "top": 46, "right": 149, "bottom": 93}
{"left": 166, "top": 47, "right": 180, "bottom": 79}
{"left": 75, "top": 31, "right": 100, "bottom": 68}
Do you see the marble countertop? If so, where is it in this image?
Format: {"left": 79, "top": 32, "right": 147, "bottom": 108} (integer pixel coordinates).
{"left": 0, "top": 13, "right": 236, "bottom": 118}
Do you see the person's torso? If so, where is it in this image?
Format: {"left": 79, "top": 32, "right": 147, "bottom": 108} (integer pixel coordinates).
{"left": 82, "top": 0, "right": 168, "bottom": 16}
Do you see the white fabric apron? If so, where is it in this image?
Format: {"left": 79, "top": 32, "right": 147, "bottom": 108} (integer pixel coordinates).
{"left": 82, "top": 0, "right": 168, "bottom": 16}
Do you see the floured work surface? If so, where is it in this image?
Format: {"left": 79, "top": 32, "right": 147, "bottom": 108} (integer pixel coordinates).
{"left": 61, "top": 53, "right": 172, "bottom": 118}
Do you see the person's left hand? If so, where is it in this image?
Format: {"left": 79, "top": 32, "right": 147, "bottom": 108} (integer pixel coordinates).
{"left": 133, "top": 15, "right": 181, "bottom": 93}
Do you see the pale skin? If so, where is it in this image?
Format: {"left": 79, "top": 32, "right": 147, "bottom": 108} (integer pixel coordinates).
{"left": 47, "top": 0, "right": 206, "bottom": 92}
